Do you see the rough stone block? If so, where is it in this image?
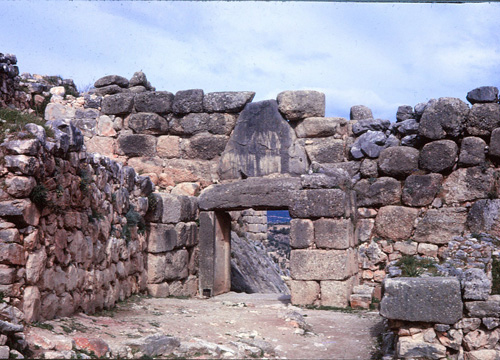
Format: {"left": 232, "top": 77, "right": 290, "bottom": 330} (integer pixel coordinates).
{"left": 290, "top": 249, "right": 357, "bottom": 281}
{"left": 128, "top": 112, "right": 168, "bottom": 134}
{"left": 466, "top": 103, "right": 500, "bottom": 136}
{"left": 164, "top": 250, "right": 189, "bottom": 281}
{"left": 117, "top": 134, "right": 156, "bottom": 157}
{"left": 489, "top": 127, "right": 500, "bottom": 158}
{"left": 290, "top": 219, "right": 314, "bottom": 249}
{"left": 394, "top": 241, "right": 418, "bottom": 255}
{"left": 350, "top": 105, "right": 373, "bottom": 120}
{"left": 417, "top": 243, "right": 438, "bottom": 257}
{"left": 0, "top": 242, "right": 25, "bottom": 265}
{"left": 153, "top": 194, "right": 197, "bottom": 224}
{"left": 418, "top": 97, "right": 469, "bottom": 140}
{"left": 290, "top": 280, "right": 319, "bottom": 305}
{"left": 354, "top": 177, "right": 401, "bottom": 207}
{"left": 23, "top": 286, "right": 41, "bottom": 323}
{"left": 290, "top": 189, "right": 346, "bottom": 218}
{"left": 413, "top": 208, "right": 467, "bottom": 244}
{"left": 0, "top": 266, "right": 15, "bottom": 285}
{"left": 304, "top": 137, "right": 345, "bottom": 163}
{"left": 462, "top": 268, "right": 491, "bottom": 301}
{"left": 321, "top": 277, "right": 356, "bottom": 307}
{"left": 26, "top": 248, "right": 47, "bottom": 284}
{"left": 147, "top": 283, "right": 170, "bottom": 298}
{"left": 147, "top": 224, "right": 177, "bottom": 253}
{"left": 440, "top": 167, "right": 494, "bottom": 204}
{"left": 147, "top": 253, "right": 166, "bottom": 284}
{"left": 4, "top": 155, "right": 39, "bottom": 176}
{"left": 357, "top": 218, "right": 374, "bottom": 243}
{"left": 314, "top": 218, "right": 353, "bottom": 249}
{"left": 467, "top": 86, "right": 499, "bottom": 104}
{"left": 459, "top": 136, "right": 486, "bottom": 166}
{"left": 380, "top": 277, "right": 463, "bottom": 324}
{"left": 94, "top": 75, "right": 129, "bottom": 88}
{"left": 181, "top": 133, "right": 228, "bottom": 160}
{"left": 294, "top": 117, "right": 347, "bottom": 138}
{"left": 375, "top": 206, "right": 418, "bottom": 241}
{"left": 157, "top": 136, "right": 180, "bottom": 158}
{"left": 397, "top": 334, "right": 446, "bottom": 360}
{"left": 350, "top": 293, "right": 372, "bottom": 310}
{"left": 377, "top": 146, "right": 419, "bottom": 179}
{"left": 277, "top": 90, "right": 325, "bottom": 121}
{"left": 101, "top": 93, "right": 135, "bottom": 115}
{"left": 134, "top": 91, "right": 174, "bottom": 113}
{"left": 203, "top": 91, "right": 255, "bottom": 113}
{"left": 467, "top": 199, "right": 500, "bottom": 237}
{"left": 419, "top": 140, "right": 458, "bottom": 173}
{"left": 402, "top": 173, "right": 443, "bottom": 207}
{"left": 172, "top": 89, "right": 204, "bottom": 114}
{"left": 465, "top": 296, "right": 500, "bottom": 317}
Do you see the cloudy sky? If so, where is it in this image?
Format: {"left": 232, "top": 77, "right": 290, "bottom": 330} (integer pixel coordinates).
{"left": 2, "top": 1, "right": 500, "bottom": 121}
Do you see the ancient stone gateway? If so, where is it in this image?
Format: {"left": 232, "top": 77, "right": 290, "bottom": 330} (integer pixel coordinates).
{"left": 197, "top": 174, "right": 358, "bottom": 307}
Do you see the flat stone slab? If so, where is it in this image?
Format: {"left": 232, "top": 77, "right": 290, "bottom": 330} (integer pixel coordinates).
{"left": 198, "top": 177, "right": 301, "bottom": 211}
{"left": 380, "top": 277, "right": 462, "bottom": 324}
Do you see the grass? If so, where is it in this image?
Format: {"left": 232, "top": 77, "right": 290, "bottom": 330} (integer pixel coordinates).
{"left": 0, "top": 107, "right": 54, "bottom": 143}
{"left": 395, "top": 255, "right": 437, "bottom": 277}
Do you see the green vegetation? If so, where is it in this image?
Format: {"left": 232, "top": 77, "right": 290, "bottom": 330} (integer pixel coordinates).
{"left": 147, "top": 193, "right": 158, "bottom": 213}
{"left": 303, "top": 304, "right": 357, "bottom": 313}
{"left": 122, "top": 207, "right": 146, "bottom": 243}
{"left": 395, "top": 255, "right": 437, "bottom": 277}
{"left": 33, "top": 94, "right": 52, "bottom": 118}
{"left": 0, "top": 292, "right": 5, "bottom": 304}
{"left": 32, "top": 322, "right": 54, "bottom": 331}
{"left": 29, "top": 184, "right": 49, "bottom": 209}
{"left": 78, "top": 169, "right": 93, "bottom": 194}
{"left": 492, "top": 257, "right": 500, "bottom": 295}
{"left": 0, "top": 107, "right": 53, "bottom": 143}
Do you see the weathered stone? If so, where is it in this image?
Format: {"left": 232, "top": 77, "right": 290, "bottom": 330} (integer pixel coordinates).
{"left": 172, "top": 89, "right": 204, "bottom": 114}
{"left": 458, "top": 138, "right": 487, "bottom": 170}
{"left": 26, "top": 248, "right": 46, "bottom": 284}
{"left": 463, "top": 329, "right": 490, "bottom": 351}
{"left": 134, "top": 91, "right": 174, "bottom": 114}
{"left": 354, "top": 177, "right": 401, "bottom": 207}
{"left": 304, "top": 137, "right": 345, "bottom": 163}
{"left": 440, "top": 167, "right": 495, "bottom": 204}
{"left": 360, "top": 159, "right": 378, "bottom": 178}
{"left": 147, "top": 224, "right": 177, "bottom": 253}
{"left": 394, "top": 241, "right": 418, "bottom": 255}
{"left": 321, "top": 277, "right": 356, "bottom": 308}
{"left": 462, "top": 268, "right": 491, "bottom": 301}
{"left": 5, "top": 176, "right": 36, "bottom": 198}
{"left": 128, "top": 113, "right": 168, "bottom": 134}
{"left": 418, "top": 97, "right": 469, "bottom": 139}
{"left": 375, "top": 206, "right": 418, "bottom": 241}
{"left": 157, "top": 136, "right": 180, "bottom": 158}
{"left": 290, "top": 219, "right": 314, "bottom": 249}
{"left": 96, "top": 115, "right": 117, "bottom": 137}
{"left": 300, "top": 171, "right": 351, "bottom": 190}
{"left": 483, "top": 317, "right": 500, "bottom": 330}
{"left": 357, "top": 218, "right": 374, "bottom": 243}
{"left": 101, "top": 93, "right": 135, "bottom": 115}
{"left": 290, "top": 280, "right": 319, "bottom": 305}
{"left": 351, "top": 130, "right": 387, "bottom": 159}
{"left": 397, "top": 334, "right": 446, "bottom": 360}
{"left": 94, "top": 75, "right": 129, "bottom": 88}
{"left": 466, "top": 103, "right": 500, "bottom": 136}
{"left": 466, "top": 296, "right": 500, "bottom": 317}
{"left": 129, "top": 70, "right": 149, "bottom": 88}
{"left": 198, "top": 177, "right": 301, "bottom": 211}
{"left": 164, "top": 250, "right": 189, "bottom": 280}
{"left": 203, "top": 91, "right": 255, "bottom": 113}
{"left": 419, "top": 140, "right": 458, "bottom": 173}
{"left": 0, "top": 266, "right": 15, "bottom": 285}
{"left": 0, "top": 199, "right": 40, "bottom": 227}
{"left": 218, "top": 100, "right": 307, "bottom": 179}
{"left": 94, "top": 84, "right": 124, "bottom": 96}
{"left": 117, "top": 134, "right": 156, "bottom": 157}
{"left": 455, "top": 318, "right": 481, "bottom": 333}
{"left": 417, "top": 243, "right": 438, "bottom": 257}
{"left": 378, "top": 146, "right": 419, "bottom": 179}
{"left": 314, "top": 218, "right": 353, "bottom": 249}
{"left": 276, "top": 90, "right": 325, "bottom": 121}
{"left": 147, "top": 283, "right": 170, "bottom": 297}
{"left": 181, "top": 133, "right": 228, "bottom": 160}
{"left": 4, "top": 155, "right": 39, "bottom": 176}
{"left": 380, "top": 277, "right": 463, "bottom": 324}
{"left": 467, "top": 86, "right": 499, "bottom": 104}
{"left": 23, "top": 286, "right": 41, "bottom": 323}
{"left": 394, "top": 118, "right": 419, "bottom": 136}
{"left": 413, "top": 208, "right": 466, "bottom": 244}
{"left": 352, "top": 118, "right": 391, "bottom": 136}
{"left": 74, "top": 337, "right": 110, "bottom": 358}
{"left": 467, "top": 199, "right": 500, "bottom": 237}
{"left": 350, "top": 105, "right": 373, "bottom": 120}
{"left": 396, "top": 105, "right": 414, "bottom": 122}
{"left": 402, "top": 173, "right": 443, "bottom": 207}
{"left": 290, "top": 189, "right": 347, "bottom": 218}
{"left": 128, "top": 334, "right": 180, "bottom": 357}
{"left": 465, "top": 349, "right": 500, "bottom": 360}
{"left": 294, "top": 117, "right": 347, "bottom": 138}
{"left": 400, "top": 134, "right": 421, "bottom": 148}
{"left": 3, "top": 139, "right": 40, "bottom": 156}
{"left": 290, "top": 249, "right": 357, "bottom": 281}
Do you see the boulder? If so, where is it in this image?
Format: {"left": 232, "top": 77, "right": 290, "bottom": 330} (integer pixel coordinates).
{"left": 375, "top": 206, "right": 418, "bottom": 241}
{"left": 350, "top": 105, "right": 373, "bottom": 120}
{"left": 419, "top": 140, "right": 458, "bottom": 173}
{"left": 128, "top": 112, "right": 168, "bottom": 134}
{"left": 203, "top": 91, "right": 255, "bottom": 113}
{"left": 418, "top": 97, "right": 469, "bottom": 139}
{"left": 466, "top": 86, "right": 499, "bottom": 104}
{"left": 413, "top": 208, "right": 467, "bottom": 244}
{"left": 402, "top": 173, "right": 443, "bottom": 207}
{"left": 117, "top": 134, "right": 156, "bottom": 157}
{"left": 378, "top": 146, "right": 419, "bottom": 179}
{"left": 354, "top": 177, "right": 401, "bottom": 207}
{"left": 352, "top": 118, "right": 391, "bottom": 136}
{"left": 380, "top": 277, "right": 463, "bottom": 324}
{"left": 94, "top": 75, "right": 129, "bottom": 88}
{"left": 294, "top": 117, "right": 347, "bottom": 138}
{"left": 101, "top": 93, "right": 135, "bottom": 115}
{"left": 172, "top": 89, "right": 204, "bottom": 114}
{"left": 134, "top": 91, "right": 174, "bottom": 114}
{"left": 396, "top": 105, "right": 414, "bottom": 122}
{"left": 459, "top": 136, "right": 486, "bottom": 166}
{"left": 277, "top": 90, "right": 325, "bottom": 121}
{"left": 466, "top": 103, "right": 500, "bottom": 136}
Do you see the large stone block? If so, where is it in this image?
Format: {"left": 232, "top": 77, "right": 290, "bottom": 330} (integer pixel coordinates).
{"left": 466, "top": 103, "right": 500, "bottom": 136}
{"left": 354, "top": 177, "right": 401, "bottom": 207}
{"left": 277, "top": 90, "right": 325, "bottom": 121}
{"left": 164, "top": 250, "right": 189, "bottom": 281}
{"left": 0, "top": 199, "right": 40, "bottom": 227}
{"left": 314, "top": 218, "right": 353, "bottom": 249}
{"left": 467, "top": 199, "right": 500, "bottom": 237}
{"left": 377, "top": 146, "right": 419, "bottom": 179}
{"left": 128, "top": 112, "right": 168, "bottom": 134}
{"left": 290, "top": 219, "right": 314, "bottom": 249}
{"left": 375, "top": 206, "right": 418, "bottom": 241}
{"left": 181, "top": 133, "right": 228, "bottom": 160}
{"left": 350, "top": 105, "right": 373, "bottom": 120}
{"left": 459, "top": 136, "right": 486, "bottom": 167}
{"left": 419, "top": 140, "right": 458, "bottom": 173}
{"left": 413, "top": 207, "right": 467, "bottom": 244}
{"left": 203, "top": 91, "right": 255, "bottom": 113}
{"left": 101, "top": 93, "right": 135, "bottom": 115}
{"left": 134, "top": 91, "right": 174, "bottom": 114}
{"left": 290, "top": 249, "right": 357, "bottom": 281}
{"left": 218, "top": 99, "right": 307, "bottom": 179}
{"left": 440, "top": 167, "right": 495, "bottom": 204}
{"left": 465, "top": 296, "right": 500, "bottom": 317}
{"left": 418, "top": 97, "right": 469, "bottom": 139}
{"left": 489, "top": 127, "right": 500, "bottom": 158}
{"left": 290, "top": 189, "right": 346, "bottom": 218}
{"left": 380, "top": 277, "right": 463, "bottom": 324}
{"left": 402, "top": 173, "right": 443, "bottom": 207}
{"left": 467, "top": 86, "right": 499, "bottom": 104}
{"left": 147, "top": 224, "right": 178, "bottom": 253}
{"left": 321, "top": 277, "right": 356, "bottom": 307}
{"left": 304, "top": 137, "right": 345, "bottom": 163}
{"left": 117, "top": 134, "right": 156, "bottom": 157}
{"left": 397, "top": 334, "right": 446, "bottom": 360}
{"left": 172, "top": 89, "right": 204, "bottom": 114}
{"left": 198, "top": 177, "right": 301, "bottom": 211}
{"left": 23, "top": 286, "right": 41, "bottom": 323}
{"left": 94, "top": 75, "right": 129, "bottom": 88}
{"left": 294, "top": 117, "right": 348, "bottom": 138}
{"left": 290, "top": 280, "right": 319, "bottom": 305}
{"left": 147, "top": 253, "right": 166, "bottom": 284}
{"left": 157, "top": 136, "right": 180, "bottom": 158}
{"left": 152, "top": 194, "right": 198, "bottom": 224}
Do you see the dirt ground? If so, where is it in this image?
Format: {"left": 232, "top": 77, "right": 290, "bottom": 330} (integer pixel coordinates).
{"left": 26, "top": 292, "right": 385, "bottom": 359}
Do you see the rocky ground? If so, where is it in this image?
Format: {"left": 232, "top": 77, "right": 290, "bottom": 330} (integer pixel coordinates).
{"left": 25, "top": 292, "right": 385, "bottom": 359}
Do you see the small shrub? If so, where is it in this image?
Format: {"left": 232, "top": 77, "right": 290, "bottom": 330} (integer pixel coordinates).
{"left": 147, "top": 193, "right": 158, "bottom": 213}
{"left": 0, "top": 107, "right": 53, "bottom": 142}
{"left": 0, "top": 292, "right": 4, "bottom": 304}
{"left": 396, "top": 255, "right": 437, "bottom": 277}
{"left": 63, "top": 83, "right": 79, "bottom": 98}
{"left": 30, "top": 184, "right": 48, "bottom": 208}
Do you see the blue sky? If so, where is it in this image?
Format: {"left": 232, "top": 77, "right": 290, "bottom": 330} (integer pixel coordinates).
{"left": 2, "top": 1, "right": 500, "bottom": 121}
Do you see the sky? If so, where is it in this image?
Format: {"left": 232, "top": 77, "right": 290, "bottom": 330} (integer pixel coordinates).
{"left": 1, "top": 1, "right": 500, "bottom": 121}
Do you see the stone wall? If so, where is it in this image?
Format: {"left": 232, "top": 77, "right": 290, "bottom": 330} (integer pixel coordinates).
{"left": 0, "top": 53, "right": 28, "bottom": 110}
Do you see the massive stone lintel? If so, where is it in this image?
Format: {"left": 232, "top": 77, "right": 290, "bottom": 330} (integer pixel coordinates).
{"left": 380, "top": 277, "right": 463, "bottom": 324}
{"left": 198, "top": 177, "right": 301, "bottom": 211}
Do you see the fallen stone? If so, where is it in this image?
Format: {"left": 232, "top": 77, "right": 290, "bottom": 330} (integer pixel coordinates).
{"left": 277, "top": 90, "right": 325, "bottom": 121}
{"left": 74, "top": 337, "right": 110, "bottom": 358}
{"left": 128, "top": 334, "right": 180, "bottom": 357}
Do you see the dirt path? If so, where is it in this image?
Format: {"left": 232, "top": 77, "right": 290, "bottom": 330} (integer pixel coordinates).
{"left": 26, "top": 292, "right": 385, "bottom": 359}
